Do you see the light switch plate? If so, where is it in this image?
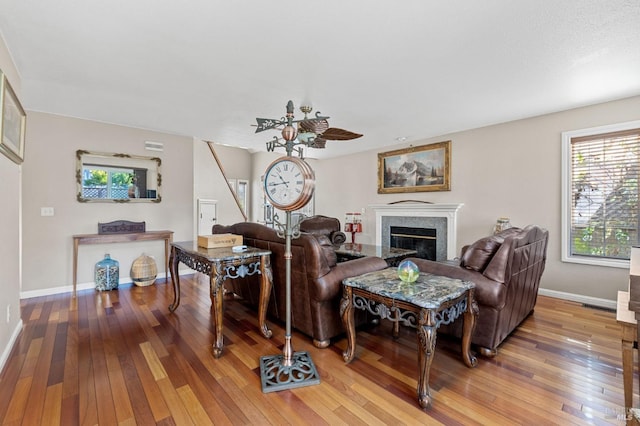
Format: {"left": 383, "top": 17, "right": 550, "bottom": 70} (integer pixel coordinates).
{"left": 41, "top": 207, "right": 54, "bottom": 216}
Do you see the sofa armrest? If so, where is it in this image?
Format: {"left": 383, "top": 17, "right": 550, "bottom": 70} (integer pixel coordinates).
{"left": 313, "top": 256, "right": 389, "bottom": 302}
{"left": 407, "top": 257, "right": 507, "bottom": 308}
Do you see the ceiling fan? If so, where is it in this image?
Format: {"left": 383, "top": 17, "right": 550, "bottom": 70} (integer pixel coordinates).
{"left": 254, "top": 100, "right": 363, "bottom": 155}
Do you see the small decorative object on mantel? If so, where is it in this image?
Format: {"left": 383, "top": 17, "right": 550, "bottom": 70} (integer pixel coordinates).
{"left": 493, "top": 217, "right": 512, "bottom": 235}
{"left": 95, "top": 254, "right": 119, "bottom": 291}
{"left": 98, "top": 220, "right": 146, "bottom": 234}
{"left": 130, "top": 254, "right": 157, "bottom": 287}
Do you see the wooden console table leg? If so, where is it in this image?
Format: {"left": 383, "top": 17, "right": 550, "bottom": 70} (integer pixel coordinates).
{"left": 417, "top": 309, "right": 437, "bottom": 409}
{"left": 258, "top": 255, "right": 273, "bottom": 339}
{"left": 72, "top": 238, "right": 79, "bottom": 296}
{"left": 164, "top": 236, "right": 171, "bottom": 283}
{"left": 340, "top": 286, "right": 356, "bottom": 363}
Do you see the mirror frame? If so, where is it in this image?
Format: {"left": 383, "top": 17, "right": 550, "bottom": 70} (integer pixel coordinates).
{"left": 76, "top": 149, "right": 162, "bottom": 203}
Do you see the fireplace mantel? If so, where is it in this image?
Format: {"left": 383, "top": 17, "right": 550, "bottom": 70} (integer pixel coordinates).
{"left": 369, "top": 203, "right": 464, "bottom": 260}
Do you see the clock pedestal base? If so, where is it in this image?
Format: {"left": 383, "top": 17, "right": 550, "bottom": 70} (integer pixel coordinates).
{"left": 259, "top": 349, "right": 320, "bottom": 393}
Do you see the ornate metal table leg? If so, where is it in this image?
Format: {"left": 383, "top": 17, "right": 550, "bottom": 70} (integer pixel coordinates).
{"left": 461, "top": 289, "right": 479, "bottom": 368}
{"left": 340, "top": 286, "right": 356, "bottom": 363}
{"left": 258, "top": 254, "right": 273, "bottom": 339}
{"left": 211, "top": 262, "right": 225, "bottom": 358}
{"left": 168, "top": 246, "right": 180, "bottom": 312}
{"left": 417, "top": 308, "right": 436, "bottom": 409}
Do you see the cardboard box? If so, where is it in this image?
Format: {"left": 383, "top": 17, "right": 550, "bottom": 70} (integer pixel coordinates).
{"left": 197, "top": 233, "right": 243, "bottom": 249}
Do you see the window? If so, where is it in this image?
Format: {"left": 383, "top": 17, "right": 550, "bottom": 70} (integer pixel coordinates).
{"left": 562, "top": 120, "right": 640, "bottom": 268}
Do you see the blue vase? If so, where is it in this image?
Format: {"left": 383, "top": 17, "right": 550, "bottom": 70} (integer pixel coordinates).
{"left": 95, "top": 254, "right": 119, "bottom": 291}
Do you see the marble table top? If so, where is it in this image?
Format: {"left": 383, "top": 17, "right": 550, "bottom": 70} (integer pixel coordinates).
{"left": 343, "top": 267, "right": 474, "bottom": 310}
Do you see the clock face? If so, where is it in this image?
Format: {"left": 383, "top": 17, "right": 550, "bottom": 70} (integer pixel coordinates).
{"left": 264, "top": 157, "right": 315, "bottom": 211}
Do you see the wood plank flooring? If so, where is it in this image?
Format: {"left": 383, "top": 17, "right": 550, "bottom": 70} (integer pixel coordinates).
{"left": 0, "top": 273, "right": 634, "bottom": 425}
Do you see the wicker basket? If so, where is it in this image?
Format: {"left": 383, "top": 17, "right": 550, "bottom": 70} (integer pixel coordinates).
{"left": 130, "top": 254, "right": 157, "bottom": 287}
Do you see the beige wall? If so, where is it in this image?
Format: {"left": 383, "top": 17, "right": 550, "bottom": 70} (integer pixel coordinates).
{"left": 314, "top": 95, "right": 640, "bottom": 303}
{"left": 21, "top": 112, "right": 194, "bottom": 295}
{"left": 0, "top": 33, "right": 23, "bottom": 370}
{"left": 193, "top": 140, "right": 253, "bottom": 228}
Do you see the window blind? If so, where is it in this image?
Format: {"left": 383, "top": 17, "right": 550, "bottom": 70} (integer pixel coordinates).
{"left": 570, "top": 128, "right": 640, "bottom": 260}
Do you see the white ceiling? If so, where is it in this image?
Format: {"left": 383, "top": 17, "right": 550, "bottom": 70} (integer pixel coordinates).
{"left": 1, "top": 1, "right": 639, "bottom": 159}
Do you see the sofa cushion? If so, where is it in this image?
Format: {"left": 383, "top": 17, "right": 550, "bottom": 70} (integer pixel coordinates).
{"left": 460, "top": 235, "right": 503, "bottom": 272}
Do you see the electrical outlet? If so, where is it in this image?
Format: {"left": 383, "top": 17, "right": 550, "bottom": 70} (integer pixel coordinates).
{"left": 41, "top": 207, "right": 54, "bottom": 216}
{"left": 6, "top": 305, "right": 10, "bottom": 323}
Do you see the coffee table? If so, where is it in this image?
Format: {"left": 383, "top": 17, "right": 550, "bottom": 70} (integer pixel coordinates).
{"left": 169, "top": 241, "right": 273, "bottom": 358}
{"left": 340, "top": 267, "right": 478, "bottom": 408}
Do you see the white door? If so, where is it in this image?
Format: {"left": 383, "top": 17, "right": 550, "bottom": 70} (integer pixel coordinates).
{"left": 198, "top": 199, "right": 218, "bottom": 235}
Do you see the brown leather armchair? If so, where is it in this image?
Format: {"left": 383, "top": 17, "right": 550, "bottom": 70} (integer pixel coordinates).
{"left": 299, "top": 215, "right": 347, "bottom": 245}
{"left": 211, "top": 222, "right": 388, "bottom": 348}
{"left": 408, "top": 225, "right": 549, "bottom": 357}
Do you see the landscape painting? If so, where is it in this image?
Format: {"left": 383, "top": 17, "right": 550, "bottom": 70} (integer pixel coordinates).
{"left": 378, "top": 141, "right": 451, "bottom": 193}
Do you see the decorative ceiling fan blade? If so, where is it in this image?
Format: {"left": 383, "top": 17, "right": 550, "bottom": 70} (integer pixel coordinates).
{"left": 320, "top": 128, "right": 363, "bottom": 141}
{"left": 298, "top": 119, "right": 329, "bottom": 135}
{"left": 255, "top": 117, "right": 285, "bottom": 133}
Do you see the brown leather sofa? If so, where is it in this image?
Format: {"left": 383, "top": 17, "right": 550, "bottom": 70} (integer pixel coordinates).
{"left": 408, "top": 225, "right": 549, "bottom": 357}
{"left": 211, "top": 221, "right": 388, "bottom": 348}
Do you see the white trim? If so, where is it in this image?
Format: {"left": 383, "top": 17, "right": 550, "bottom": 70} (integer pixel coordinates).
{"left": 538, "top": 288, "right": 615, "bottom": 310}
{"left": 561, "top": 119, "right": 640, "bottom": 268}
{"left": 19, "top": 271, "right": 186, "bottom": 299}
{"left": 369, "top": 203, "right": 463, "bottom": 260}
{"left": 0, "top": 319, "right": 23, "bottom": 374}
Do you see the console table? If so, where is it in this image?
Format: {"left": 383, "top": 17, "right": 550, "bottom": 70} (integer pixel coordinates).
{"left": 72, "top": 230, "right": 174, "bottom": 295}
{"left": 169, "top": 241, "right": 273, "bottom": 358}
{"left": 341, "top": 267, "right": 478, "bottom": 408}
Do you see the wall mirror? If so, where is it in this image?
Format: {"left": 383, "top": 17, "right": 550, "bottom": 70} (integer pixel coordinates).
{"left": 76, "top": 150, "right": 161, "bottom": 203}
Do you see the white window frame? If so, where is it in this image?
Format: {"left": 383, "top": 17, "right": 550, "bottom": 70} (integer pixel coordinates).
{"left": 561, "top": 119, "right": 640, "bottom": 268}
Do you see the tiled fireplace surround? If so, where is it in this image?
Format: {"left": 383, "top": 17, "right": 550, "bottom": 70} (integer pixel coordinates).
{"left": 369, "top": 203, "right": 464, "bottom": 261}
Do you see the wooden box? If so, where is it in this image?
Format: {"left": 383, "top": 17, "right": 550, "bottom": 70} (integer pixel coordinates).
{"left": 197, "top": 233, "right": 243, "bottom": 249}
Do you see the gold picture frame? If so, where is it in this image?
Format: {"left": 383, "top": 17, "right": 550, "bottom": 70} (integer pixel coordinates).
{"left": 0, "top": 72, "right": 26, "bottom": 164}
{"left": 378, "top": 141, "right": 451, "bottom": 193}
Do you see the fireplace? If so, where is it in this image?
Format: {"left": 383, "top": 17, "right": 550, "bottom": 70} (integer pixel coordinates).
{"left": 369, "top": 203, "right": 463, "bottom": 261}
{"left": 390, "top": 226, "right": 437, "bottom": 260}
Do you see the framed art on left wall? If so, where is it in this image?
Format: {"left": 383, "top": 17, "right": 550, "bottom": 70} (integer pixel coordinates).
{"left": 0, "top": 71, "right": 26, "bottom": 164}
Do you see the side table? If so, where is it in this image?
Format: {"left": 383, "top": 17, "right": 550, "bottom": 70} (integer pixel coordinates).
{"left": 169, "top": 241, "right": 273, "bottom": 358}
{"left": 341, "top": 267, "right": 478, "bottom": 408}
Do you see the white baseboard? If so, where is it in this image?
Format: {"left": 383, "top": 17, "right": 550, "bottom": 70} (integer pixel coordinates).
{"left": 0, "top": 319, "right": 23, "bottom": 375}
{"left": 20, "top": 270, "right": 193, "bottom": 300}
{"left": 538, "top": 288, "right": 616, "bottom": 310}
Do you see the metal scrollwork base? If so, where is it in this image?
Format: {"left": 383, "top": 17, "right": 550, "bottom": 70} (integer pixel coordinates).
{"left": 352, "top": 295, "right": 467, "bottom": 329}
{"left": 259, "top": 351, "right": 320, "bottom": 393}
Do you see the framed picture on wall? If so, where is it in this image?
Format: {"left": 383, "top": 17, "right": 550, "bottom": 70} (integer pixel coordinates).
{"left": 0, "top": 71, "right": 26, "bottom": 164}
{"left": 377, "top": 141, "right": 451, "bottom": 193}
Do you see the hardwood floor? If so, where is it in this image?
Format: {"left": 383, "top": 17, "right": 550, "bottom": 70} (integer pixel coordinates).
{"left": 0, "top": 274, "right": 634, "bottom": 425}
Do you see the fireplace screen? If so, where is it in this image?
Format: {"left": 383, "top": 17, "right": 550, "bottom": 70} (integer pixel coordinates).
{"left": 390, "top": 226, "right": 436, "bottom": 260}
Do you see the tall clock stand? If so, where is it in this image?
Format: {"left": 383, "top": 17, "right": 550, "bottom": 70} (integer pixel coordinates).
{"left": 259, "top": 210, "right": 320, "bottom": 392}
{"left": 259, "top": 101, "right": 321, "bottom": 393}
